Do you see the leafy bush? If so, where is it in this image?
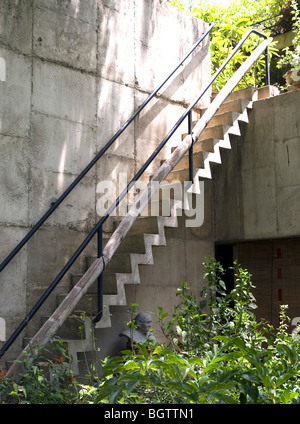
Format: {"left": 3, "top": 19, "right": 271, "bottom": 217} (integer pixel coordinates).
{"left": 91, "top": 259, "right": 300, "bottom": 404}
{"left": 2, "top": 258, "right": 300, "bottom": 404}
{"left": 277, "top": 0, "right": 300, "bottom": 88}
{"left": 168, "top": 0, "right": 292, "bottom": 90}
{"left": 168, "top": 0, "right": 300, "bottom": 89}
{"left": 0, "top": 337, "right": 78, "bottom": 404}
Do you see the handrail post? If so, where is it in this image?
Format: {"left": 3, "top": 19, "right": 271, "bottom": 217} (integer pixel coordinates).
{"left": 264, "top": 46, "right": 270, "bottom": 86}
{"left": 93, "top": 226, "right": 103, "bottom": 324}
{"left": 188, "top": 110, "right": 193, "bottom": 183}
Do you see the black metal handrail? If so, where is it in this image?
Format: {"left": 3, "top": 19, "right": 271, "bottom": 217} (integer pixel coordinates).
{"left": 0, "top": 23, "right": 214, "bottom": 359}
{"left": 0, "top": 22, "right": 214, "bottom": 274}
{"left": 0, "top": 26, "right": 270, "bottom": 360}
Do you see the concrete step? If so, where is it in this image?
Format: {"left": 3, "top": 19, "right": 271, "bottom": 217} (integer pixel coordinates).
{"left": 86, "top": 253, "right": 132, "bottom": 274}
{"left": 201, "top": 98, "right": 252, "bottom": 117}
{"left": 211, "top": 85, "right": 279, "bottom": 105}
{"left": 70, "top": 272, "right": 118, "bottom": 295}
{"left": 226, "top": 86, "right": 257, "bottom": 102}
{"left": 115, "top": 234, "right": 146, "bottom": 254}
{"left": 104, "top": 253, "right": 132, "bottom": 273}
{"left": 187, "top": 111, "right": 241, "bottom": 130}
{"left": 140, "top": 198, "right": 175, "bottom": 217}
{"left": 76, "top": 351, "right": 96, "bottom": 383}
{"left": 164, "top": 138, "right": 216, "bottom": 176}
{"left": 113, "top": 215, "right": 159, "bottom": 235}
{"left": 198, "top": 124, "right": 228, "bottom": 142}
{"left": 102, "top": 272, "right": 119, "bottom": 294}
{"left": 86, "top": 256, "right": 99, "bottom": 269}
{"left": 173, "top": 150, "right": 204, "bottom": 172}
{"left": 57, "top": 292, "right": 98, "bottom": 313}
{"left": 164, "top": 167, "right": 191, "bottom": 184}
{"left": 192, "top": 137, "right": 216, "bottom": 154}
{"left": 171, "top": 137, "right": 214, "bottom": 156}
{"left": 257, "top": 85, "right": 280, "bottom": 100}
{"left": 206, "top": 111, "right": 240, "bottom": 128}
{"left": 70, "top": 273, "right": 97, "bottom": 294}
{"left": 181, "top": 123, "right": 228, "bottom": 142}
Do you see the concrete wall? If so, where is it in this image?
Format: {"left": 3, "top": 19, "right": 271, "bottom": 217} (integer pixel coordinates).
{"left": 0, "top": 0, "right": 211, "bottom": 363}
{"left": 213, "top": 90, "right": 300, "bottom": 243}
{"left": 210, "top": 89, "right": 300, "bottom": 334}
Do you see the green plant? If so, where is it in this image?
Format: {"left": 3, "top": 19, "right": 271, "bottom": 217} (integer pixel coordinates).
{"left": 158, "top": 282, "right": 208, "bottom": 354}
{"left": 125, "top": 303, "right": 139, "bottom": 352}
{"left": 0, "top": 337, "right": 79, "bottom": 404}
{"left": 169, "top": 0, "right": 281, "bottom": 90}
{"left": 2, "top": 258, "right": 300, "bottom": 404}
{"left": 91, "top": 259, "right": 300, "bottom": 404}
{"left": 74, "top": 307, "right": 99, "bottom": 384}
{"left": 276, "top": 0, "right": 300, "bottom": 88}
{"left": 158, "top": 259, "right": 261, "bottom": 353}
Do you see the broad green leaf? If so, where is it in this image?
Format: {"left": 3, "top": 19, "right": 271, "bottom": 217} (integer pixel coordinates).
{"left": 241, "top": 372, "right": 261, "bottom": 385}
{"left": 276, "top": 372, "right": 295, "bottom": 388}
{"left": 277, "top": 344, "right": 296, "bottom": 364}
{"left": 135, "top": 342, "right": 149, "bottom": 360}
{"left": 207, "top": 382, "right": 234, "bottom": 393}
{"left": 203, "top": 355, "right": 233, "bottom": 372}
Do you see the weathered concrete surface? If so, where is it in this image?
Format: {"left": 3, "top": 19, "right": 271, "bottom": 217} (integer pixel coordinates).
{"left": 213, "top": 90, "right": 300, "bottom": 242}
{"left": 0, "top": 48, "right": 31, "bottom": 138}
{"left": 0, "top": 0, "right": 211, "bottom": 364}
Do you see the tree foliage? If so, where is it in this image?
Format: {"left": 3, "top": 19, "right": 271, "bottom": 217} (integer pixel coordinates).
{"left": 168, "top": 0, "right": 300, "bottom": 90}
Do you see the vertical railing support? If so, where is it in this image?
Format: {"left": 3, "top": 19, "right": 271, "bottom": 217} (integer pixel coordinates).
{"left": 188, "top": 110, "right": 194, "bottom": 183}
{"left": 264, "top": 46, "right": 270, "bottom": 86}
{"left": 93, "top": 226, "right": 103, "bottom": 324}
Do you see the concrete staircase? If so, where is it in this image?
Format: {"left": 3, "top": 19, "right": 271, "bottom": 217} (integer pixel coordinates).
{"left": 41, "top": 85, "right": 278, "bottom": 377}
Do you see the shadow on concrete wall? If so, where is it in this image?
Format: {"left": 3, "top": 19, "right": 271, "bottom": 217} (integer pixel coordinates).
{"left": 0, "top": 0, "right": 210, "bottom": 356}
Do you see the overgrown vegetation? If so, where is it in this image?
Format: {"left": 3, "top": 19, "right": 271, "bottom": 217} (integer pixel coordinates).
{"left": 276, "top": 0, "right": 300, "bottom": 87}
{"left": 0, "top": 337, "right": 78, "bottom": 404}
{"left": 1, "top": 258, "right": 300, "bottom": 404}
{"left": 168, "top": 0, "right": 300, "bottom": 90}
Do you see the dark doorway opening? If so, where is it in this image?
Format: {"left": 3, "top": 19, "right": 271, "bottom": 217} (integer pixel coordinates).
{"left": 215, "top": 243, "right": 235, "bottom": 294}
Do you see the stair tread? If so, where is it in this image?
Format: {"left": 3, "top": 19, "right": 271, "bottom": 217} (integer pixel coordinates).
{"left": 105, "top": 252, "right": 132, "bottom": 273}
{"left": 115, "top": 234, "right": 146, "bottom": 254}
{"left": 171, "top": 137, "right": 214, "bottom": 154}
{"left": 201, "top": 97, "right": 251, "bottom": 115}
{"left": 173, "top": 150, "right": 204, "bottom": 172}
{"left": 197, "top": 123, "right": 230, "bottom": 142}
{"left": 206, "top": 111, "right": 241, "bottom": 128}
{"left": 114, "top": 215, "right": 159, "bottom": 235}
